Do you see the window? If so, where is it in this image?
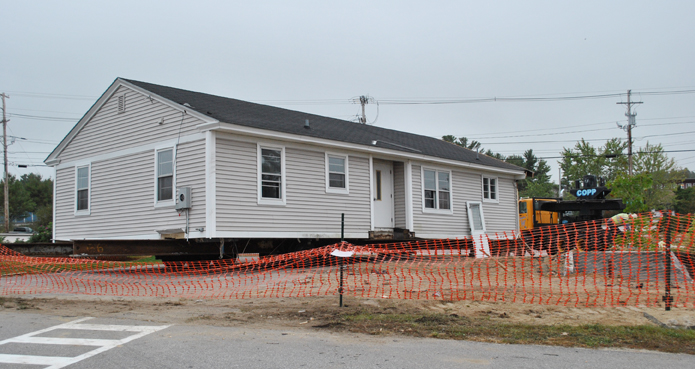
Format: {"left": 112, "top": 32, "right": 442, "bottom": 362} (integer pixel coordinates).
{"left": 258, "top": 145, "right": 285, "bottom": 205}
{"left": 157, "top": 148, "right": 174, "bottom": 202}
{"left": 75, "top": 165, "right": 90, "bottom": 214}
{"left": 482, "top": 176, "right": 498, "bottom": 202}
{"left": 375, "top": 170, "right": 382, "bottom": 200}
{"left": 326, "top": 153, "right": 349, "bottom": 194}
{"left": 422, "top": 168, "right": 452, "bottom": 212}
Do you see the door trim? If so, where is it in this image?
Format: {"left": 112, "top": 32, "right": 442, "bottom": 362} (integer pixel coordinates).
{"left": 373, "top": 159, "right": 394, "bottom": 229}
{"left": 369, "top": 155, "right": 374, "bottom": 230}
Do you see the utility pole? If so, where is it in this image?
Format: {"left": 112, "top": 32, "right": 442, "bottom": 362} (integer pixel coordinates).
{"left": 353, "top": 95, "right": 376, "bottom": 124}
{"left": 616, "top": 90, "right": 642, "bottom": 175}
{"left": 1, "top": 93, "right": 9, "bottom": 232}
{"left": 359, "top": 95, "right": 369, "bottom": 123}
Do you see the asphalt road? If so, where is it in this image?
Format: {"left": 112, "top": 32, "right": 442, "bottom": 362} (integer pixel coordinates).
{"left": 0, "top": 311, "right": 692, "bottom": 369}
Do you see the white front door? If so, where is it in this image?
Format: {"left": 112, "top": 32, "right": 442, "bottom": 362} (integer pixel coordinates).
{"left": 373, "top": 161, "right": 394, "bottom": 229}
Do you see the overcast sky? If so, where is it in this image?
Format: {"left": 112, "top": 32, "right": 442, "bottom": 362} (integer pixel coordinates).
{"left": 2, "top": 0, "right": 694, "bottom": 183}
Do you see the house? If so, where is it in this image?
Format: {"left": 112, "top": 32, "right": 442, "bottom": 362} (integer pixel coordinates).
{"left": 45, "top": 78, "right": 526, "bottom": 247}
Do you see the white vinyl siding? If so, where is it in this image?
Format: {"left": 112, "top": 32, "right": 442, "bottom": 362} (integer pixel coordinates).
{"left": 58, "top": 85, "right": 204, "bottom": 163}
{"left": 54, "top": 139, "right": 206, "bottom": 240}
{"left": 392, "top": 162, "right": 406, "bottom": 228}
{"left": 481, "top": 176, "right": 518, "bottom": 234}
{"left": 216, "top": 135, "right": 370, "bottom": 235}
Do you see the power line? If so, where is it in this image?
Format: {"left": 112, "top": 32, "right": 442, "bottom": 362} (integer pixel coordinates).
{"left": 538, "top": 149, "right": 695, "bottom": 160}
{"left": 7, "top": 113, "right": 77, "bottom": 122}
{"left": 4, "top": 91, "right": 97, "bottom": 100}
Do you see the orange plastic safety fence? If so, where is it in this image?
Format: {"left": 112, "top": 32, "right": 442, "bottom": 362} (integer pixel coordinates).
{"left": 1, "top": 211, "right": 694, "bottom": 308}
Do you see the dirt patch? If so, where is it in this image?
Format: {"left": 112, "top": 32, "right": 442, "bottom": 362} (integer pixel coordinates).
{"left": 2, "top": 295, "right": 693, "bottom": 329}
{"left": 1, "top": 294, "right": 694, "bottom": 354}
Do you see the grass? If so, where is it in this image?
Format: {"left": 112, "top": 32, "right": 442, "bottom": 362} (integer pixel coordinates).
{"left": 328, "top": 310, "right": 695, "bottom": 354}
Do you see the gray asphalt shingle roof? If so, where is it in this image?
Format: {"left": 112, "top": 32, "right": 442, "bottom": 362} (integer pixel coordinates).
{"left": 125, "top": 79, "right": 524, "bottom": 173}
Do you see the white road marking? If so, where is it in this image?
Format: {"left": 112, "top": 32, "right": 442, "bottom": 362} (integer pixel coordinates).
{"left": 0, "top": 317, "right": 170, "bottom": 369}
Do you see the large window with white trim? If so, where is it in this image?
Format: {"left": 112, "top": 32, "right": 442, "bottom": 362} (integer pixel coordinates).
{"left": 258, "top": 145, "right": 285, "bottom": 203}
{"left": 75, "top": 165, "right": 90, "bottom": 213}
{"left": 482, "top": 176, "right": 498, "bottom": 202}
{"left": 423, "top": 168, "right": 451, "bottom": 211}
{"left": 157, "top": 148, "right": 174, "bottom": 202}
{"left": 326, "top": 153, "right": 349, "bottom": 193}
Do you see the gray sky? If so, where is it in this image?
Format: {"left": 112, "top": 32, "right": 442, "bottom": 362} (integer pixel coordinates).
{"left": 2, "top": 0, "right": 694, "bottom": 182}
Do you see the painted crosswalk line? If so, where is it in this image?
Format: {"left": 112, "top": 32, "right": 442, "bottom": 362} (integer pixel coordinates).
{"left": 0, "top": 317, "right": 170, "bottom": 368}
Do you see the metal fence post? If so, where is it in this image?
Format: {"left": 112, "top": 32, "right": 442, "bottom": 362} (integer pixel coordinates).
{"left": 663, "top": 213, "right": 673, "bottom": 311}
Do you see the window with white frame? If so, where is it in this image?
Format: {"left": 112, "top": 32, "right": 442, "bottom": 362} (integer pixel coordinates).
{"left": 482, "top": 176, "right": 497, "bottom": 202}
{"left": 76, "top": 165, "right": 90, "bottom": 213}
{"left": 157, "top": 148, "right": 174, "bottom": 202}
{"left": 326, "top": 154, "right": 348, "bottom": 193}
{"left": 423, "top": 168, "right": 451, "bottom": 211}
{"left": 259, "top": 146, "right": 284, "bottom": 201}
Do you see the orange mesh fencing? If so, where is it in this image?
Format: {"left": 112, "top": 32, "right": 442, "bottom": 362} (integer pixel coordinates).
{"left": 1, "top": 211, "right": 694, "bottom": 308}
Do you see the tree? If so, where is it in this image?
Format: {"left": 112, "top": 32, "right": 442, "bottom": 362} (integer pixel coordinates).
{"left": 0, "top": 175, "right": 36, "bottom": 230}
{"left": 559, "top": 138, "right": 628, "bottom": 187}
{"left": 562, "top": 139, "right": 683, "bottom": 210}
{"left": 442, "top": 135, "right": 504, "bottom": 159}
{"left": 442, "top": 135, "right": 482, "bottom": 151}
{"left": 0, "top": 173, "right": 53, "bottom": 230}
{"left": 441, "top": 136, "right": 556, "bottom": 197}
{"left": 673, "top": 187, "right": 695, "bottom": 214}
{"left": 609, "top": 173, "right": 653, "bottom": 213}
{"left": 633, "top": 142, "right": 683, "bottom": 210}
{"left": 506, "top": 149, "right": 555, "bottom": 198}
{"left": 20, "top": 174, "right": 53, "bottom": 227}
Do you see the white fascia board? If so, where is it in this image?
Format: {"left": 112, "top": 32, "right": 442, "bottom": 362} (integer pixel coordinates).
{"left": 45, "top": 78, "right": 219, "bottom": 166}
{"left": 197, "top": 121, "right": 527, "bottom": 179}
{"left": 58, "top": 230, "right": 208, "bottom": 242}
{"left": 414, "top": 233, "right": 471, "bottom": 240}
{"left": 58, "top": 231, "right": 370, "bottom": 241}
{"left": 214, "top": 231, "right": 370, "bottom": 239}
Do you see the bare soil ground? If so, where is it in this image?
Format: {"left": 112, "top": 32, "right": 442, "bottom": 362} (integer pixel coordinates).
{"left": 1, "top": 294, "right": 694, "bottom": 354}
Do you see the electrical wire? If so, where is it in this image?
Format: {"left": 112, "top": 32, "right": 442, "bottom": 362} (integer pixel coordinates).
{"left": 7, "top": 113, "right": 76, "bottom": 122}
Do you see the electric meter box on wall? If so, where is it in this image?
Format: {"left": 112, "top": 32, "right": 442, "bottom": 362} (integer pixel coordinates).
{"left": 175, "top": 187, "right": 191, "bottom": 210}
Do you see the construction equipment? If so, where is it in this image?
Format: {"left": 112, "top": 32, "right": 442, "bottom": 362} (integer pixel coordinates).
{"left": 519, "top": 175, "right": 625, "bottom": 231}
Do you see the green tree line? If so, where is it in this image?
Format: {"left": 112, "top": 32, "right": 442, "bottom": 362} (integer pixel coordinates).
{"left": 443, "top": 134, "right": 695, "bottom": 213}
{"left": 0, "top": 173, "right": 53, "bottom": 232}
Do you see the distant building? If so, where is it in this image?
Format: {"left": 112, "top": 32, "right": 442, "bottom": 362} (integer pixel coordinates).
{"left": 678, "top": 179, "right": 695, "bottom": 189}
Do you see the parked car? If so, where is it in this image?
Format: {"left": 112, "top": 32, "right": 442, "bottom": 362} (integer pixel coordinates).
{"left": 11, "top": 227, "right": 34, "bottom": 233}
